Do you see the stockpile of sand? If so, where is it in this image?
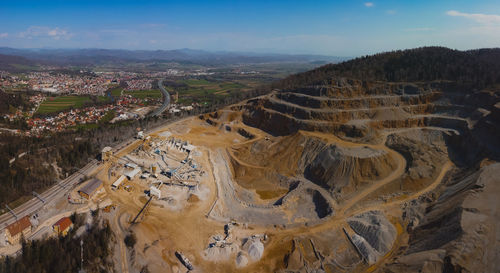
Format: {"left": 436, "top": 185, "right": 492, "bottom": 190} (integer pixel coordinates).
{"left": 243, "top": 237, "right": 264, "bottom": 261}
{"left": 235, "top": 252, "right": 249, "bottom": 268}
{"left": 202, "top": 234, "right": 238, "bottom": 262}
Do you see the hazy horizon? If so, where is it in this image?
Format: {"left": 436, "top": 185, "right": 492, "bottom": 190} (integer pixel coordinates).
{"left": 1, "top": 0, "right": 500, "bottom": 56}
{"left": 0, "top": 46, "right": 346, "bottom": 57}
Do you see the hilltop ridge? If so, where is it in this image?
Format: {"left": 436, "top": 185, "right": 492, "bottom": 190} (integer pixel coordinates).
{"left": 273, "top": 47, "right": 500, "bottom": 89}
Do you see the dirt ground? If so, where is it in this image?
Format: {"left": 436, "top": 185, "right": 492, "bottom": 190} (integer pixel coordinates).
{"left": 79, "top": 110, "right": 455, "bottom": 273}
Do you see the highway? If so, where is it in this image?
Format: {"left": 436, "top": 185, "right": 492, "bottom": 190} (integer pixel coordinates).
{"left": 0, "top": 159, "right": 99, "bottom": 229}
{"left": 151, "top": 79, "right": 171, "bottom": 117}
{"left": 0, "top": 87, "right": 173, "bottom": 230}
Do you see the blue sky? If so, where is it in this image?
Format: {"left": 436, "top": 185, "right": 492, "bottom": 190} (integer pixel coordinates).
{"left": 0, "top": 0, "right": 499, "bottom": 56}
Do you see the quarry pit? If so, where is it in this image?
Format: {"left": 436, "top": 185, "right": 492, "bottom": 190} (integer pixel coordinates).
{"left": 84, "top": 78, "right": 500, "bottom": 272}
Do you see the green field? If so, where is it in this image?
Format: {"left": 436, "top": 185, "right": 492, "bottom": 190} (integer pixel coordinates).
{"left": 170, "top": 79, "right": 246, "bottom": 104}
{"left": 37, "top": 96, "right": 91, "bottom": 114}
{"left": 181, "top": 79, "right": 213, "bottom": 86}
{"left": 110, "top": 87, "right": 123, "bottom": 97}
{"left": 123, "top": 89, "right": 162, "bottom": 99}
{"left": 98, "top": 95, "right": 111, "bottom": 102}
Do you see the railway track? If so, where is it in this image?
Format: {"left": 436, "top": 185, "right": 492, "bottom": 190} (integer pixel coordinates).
{"left": 0, "top": 160, "right": 99, "bottom": 228}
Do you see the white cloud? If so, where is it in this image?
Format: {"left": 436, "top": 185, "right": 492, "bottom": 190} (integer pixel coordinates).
{"left": 18, "top": 26, "right": 72, "bottom": 40}
{"left": 446, "top": 10, "right": 500, "bottom": 24}
{"left": 364, "top": 2, "right": 374, "bottom": 7}
{"left": 0, "top": 33, "right": 8, "bottom": 38}
{"left": 386, "top": 10, "right": 396, "bottom": 15}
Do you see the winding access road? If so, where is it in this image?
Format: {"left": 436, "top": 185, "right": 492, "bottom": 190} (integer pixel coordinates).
{"left": 151, "top": 79, "right": 171, "bottom": 117}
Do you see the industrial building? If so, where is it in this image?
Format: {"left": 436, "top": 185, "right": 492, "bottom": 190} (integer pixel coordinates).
{"left": 124, "top": 168, "right": 140, "bottom": 180}
{"left": 53, "top": 217, "right": 73, "bottom": 236}
{"left": 112, "top": 175, "right": 127, "bottom": 190}
{"left": 125, "top": 163, "right": 138, "bottom": 169}
{"left": 5, "top": 215, "right": 32, "bottom": 245}
{"left": 78, "top": 178, "right": 103, "bottom": 200}
{"left": 101, "top": 146, "right": 113, "bottom": 161}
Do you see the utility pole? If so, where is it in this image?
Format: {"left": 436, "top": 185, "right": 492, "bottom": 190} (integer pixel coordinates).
{"left": 5, "top": 205, "right": 17, "bottom": 219}
{"left": 32, "top": 191, "right": 46, "bottom": 203}
{"left": 79, "top": 239, "right": 86, "bottom": 273}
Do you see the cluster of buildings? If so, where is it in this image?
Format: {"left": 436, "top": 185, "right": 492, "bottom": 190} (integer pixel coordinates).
{"left": 1, "top": 177, "right": 107, "bottom": 247}
{"left": 4, "top": 215, "right": 73, "bottom": 246}
{"left": 1, "top": 177, "right": 106, "bottom": 248}
{"left": 0, "top": 70, "right": 181, "bottom": 95}
{"left": 2, "top": 94, "right": 46, "bottom": 124}
{"left": 168, "top": 104, "right": 194, "bottom": 114}
{"left": 2, "top": 93, "right": 162, "bottom": 136}
{"left": 0, "top": 71, "right": 25, "bottom": 90}
{"left": 1, "top": 68, "right": 209, "bottom": 137}
{"left": 25, "top": 104, "right": 117, "bottom": 134}
{"left": 26, "top": 72, "right": 118, "bottom": 95}
{"left": 24, "top": 94, "right": 151, "bottom": 135}
{"left": 125, "top": 79, "right": 152, "bottom": 90}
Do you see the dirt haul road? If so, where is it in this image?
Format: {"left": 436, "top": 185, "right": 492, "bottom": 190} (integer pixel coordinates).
{"left": 93, "top": 115, "right": 455, "bottom": 272}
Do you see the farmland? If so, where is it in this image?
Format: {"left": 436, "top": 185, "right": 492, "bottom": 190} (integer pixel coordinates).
{"left": 109, "top": 87, "right": 162, "bottom": 99}
{"left": 37, "top": 96, "right": 91, "bottom": 114}
{"left": 110, "top": 87, "right": 123, "bottom": 97}
{"left": 123, "top": 89, "right": 162, "bottom": 99}
{"left": 167, "top": 79, "right": 248, "bottom": 104}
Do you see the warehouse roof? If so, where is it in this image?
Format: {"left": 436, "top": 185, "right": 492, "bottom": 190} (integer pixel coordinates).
{"left": 78, "top": 178, "right": 103, "bottom": 196}
{"left": 124, "top": 168, "right": 140, "bottom": 179}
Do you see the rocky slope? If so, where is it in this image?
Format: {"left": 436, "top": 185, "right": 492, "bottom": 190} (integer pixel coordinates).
{"left": 200, "top": 48, "right": 500, "bottom": 272}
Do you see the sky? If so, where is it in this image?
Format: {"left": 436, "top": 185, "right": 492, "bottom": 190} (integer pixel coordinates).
{"left": 0, "top": 0, "right": 500, "bottom": 56}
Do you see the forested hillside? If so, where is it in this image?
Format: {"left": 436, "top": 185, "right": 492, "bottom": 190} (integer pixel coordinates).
{"left": 274, "top": 47, "right": 500, "bottom": 89}
{"left": 0, "top": 90, "right": 27, "bottom": 114}
{"left": 0, "top": 213, "right": 113, "bottom": 273}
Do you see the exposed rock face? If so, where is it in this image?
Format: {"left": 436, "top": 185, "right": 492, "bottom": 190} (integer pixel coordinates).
{"left": 228, "top": 132, "right": 397, "bottom": 200}
{"left": 238, "top": 80, "right": 451, "bottom": 138}
{"left": 205, "top": 75, "right": 500, "bottom": 272}
{"left": 348, "top": 211, "right": 397, "bottom": 264}
{"left": 383, "top": 163, "right": 500, "bottom": 273}
{"left": 351, "top": 233, "right": 380, "bottom": 264}
{"left": 304, "top": 144, "right": 396, "bottom": 193}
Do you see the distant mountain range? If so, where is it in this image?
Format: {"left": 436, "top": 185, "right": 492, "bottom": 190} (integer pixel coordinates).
{"left": 0, "top": 47, "right": 346, "bottom": 68}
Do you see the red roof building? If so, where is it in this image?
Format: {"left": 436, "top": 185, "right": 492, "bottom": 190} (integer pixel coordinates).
{"left": 53, "top": 217, "right": 73, "bottom": 236}
{"left": 5, "top": 216, "right": 31, "bottom": 245}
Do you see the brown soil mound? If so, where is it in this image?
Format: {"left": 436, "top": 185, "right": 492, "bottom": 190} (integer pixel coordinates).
{"left": 303, "top": 143, "right": 397, "bottom": 193}
{"left": 187, "top": 194, "right": 200, "bottom": 203}
{"left": 228, "top": 132, "right": 397, "bottom": 196}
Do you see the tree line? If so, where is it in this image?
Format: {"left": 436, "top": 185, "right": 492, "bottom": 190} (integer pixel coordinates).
{"left": 274, "top": 47, "right": 500, "bottom": 90}
{"left": 0, "top": 212, "right": 114, "bottom": 273}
